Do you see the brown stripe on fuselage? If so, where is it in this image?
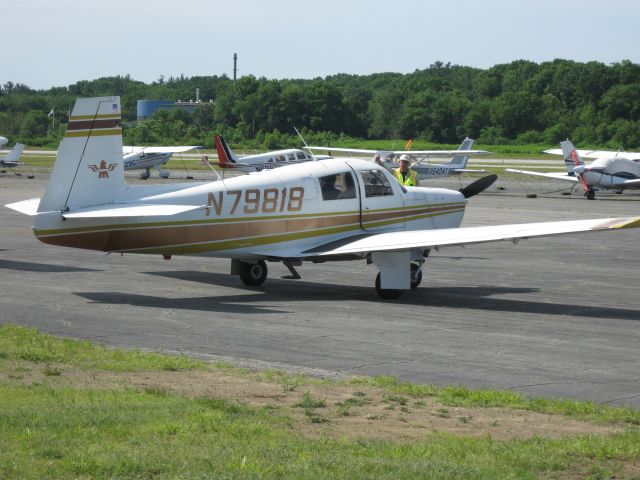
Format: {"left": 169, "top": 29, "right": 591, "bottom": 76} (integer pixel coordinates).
{"left": 35, "top": 204, "right": 463, "bottom": 252}
{"left": 66, "top": 119, "right": 121, "bottom": 131}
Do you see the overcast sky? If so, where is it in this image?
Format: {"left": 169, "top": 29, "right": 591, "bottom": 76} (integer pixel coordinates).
{"left": 3, "top": 0, "right": 639, "bottom": 90}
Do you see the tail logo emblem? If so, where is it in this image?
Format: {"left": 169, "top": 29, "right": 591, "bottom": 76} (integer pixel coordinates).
{"left": 88, "top": 160, "right": 117, "bottom": 178}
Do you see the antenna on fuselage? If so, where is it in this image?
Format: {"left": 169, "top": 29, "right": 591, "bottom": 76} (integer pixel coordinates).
{"left": 293, "top": 126, "right": 317, "bottom": 160}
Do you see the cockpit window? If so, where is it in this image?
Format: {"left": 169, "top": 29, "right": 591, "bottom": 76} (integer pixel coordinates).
{"left": 296, "top": 152, "right": 307, "bottom": 160}
{"left": 360, "top": 170, "right": 394, "bottom": 197}
{"left": 319, "top": 172, "right": 357, "bottom": 200}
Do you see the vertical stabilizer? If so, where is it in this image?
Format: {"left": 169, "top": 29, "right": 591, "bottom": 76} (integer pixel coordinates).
{"left": 214, "top": 135, "right": 239, "bottom": 167}
{"left": 38, "top": 97, "right": 126, "bottom": 213}
{"left": 560, "top": 140, "right": 584, "bottom": 176}
{"left": 2, "top": 143, "right": 25, "bottom": 163}
{"left": 444, "top": 137, "right": 474, "bottom": 168}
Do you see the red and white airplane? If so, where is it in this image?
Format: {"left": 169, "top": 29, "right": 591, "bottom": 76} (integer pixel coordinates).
{"left": 508, "top": 140, "right": 640, "bottom": 200}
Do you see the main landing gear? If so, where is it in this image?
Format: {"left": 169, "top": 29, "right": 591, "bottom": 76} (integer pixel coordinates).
{"left": 238, "top": 260, "right": 268, "bottom": 286}
{"left": 374, "top": 261, "right": 423, "bottom": 299}
{"left": 585, "top": 189, "right": 596, "bottom": 200}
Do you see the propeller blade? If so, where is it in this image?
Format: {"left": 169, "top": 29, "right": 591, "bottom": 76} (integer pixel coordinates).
{"left": 459, "top": 174, "right": 498, "bottom": 199}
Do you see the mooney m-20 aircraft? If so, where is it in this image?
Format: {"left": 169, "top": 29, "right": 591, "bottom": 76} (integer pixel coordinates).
{"left": 6, "top": 97, "right": 640, "bottom": 298}
{"left": 122, "top": 145, "right": 202, "bottom": 179}
{"left": 214, "top": 135, "right": 329, "bottom": 173}
{"left": 307, "top": 138, "right": 488, "bottom": 179}
{"left": 507, "top": 140, "right": 640, "bottom": 200}
{"left": 0, "top": 142, "right": 26, "bottom": 172}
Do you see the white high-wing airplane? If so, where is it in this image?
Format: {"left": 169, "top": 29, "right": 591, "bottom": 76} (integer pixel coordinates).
{"left": 5, "top": 97, "right": 639, "bottom": 298}
{"left": 122, "top": 145, "right": 202, "bottom": 179}
{"left": 214, "top": 135, "right": 329, "bottom": 173}
{"left": 307, "top": 138, "right": 488, "bottom": 178}
{"left": 507, "top": 140, "right": 640, "bottom": 200}
{"left": 0, "top": 143, "right": 26, "bottom": 172}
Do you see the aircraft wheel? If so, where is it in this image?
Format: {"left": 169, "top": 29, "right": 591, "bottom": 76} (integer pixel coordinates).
{"left": 585, "top": 190, "right": 595, "bottom": 200}
{"left": 239, "top": 260, "right": 268, "bottom": 286}
{"left": 410, "top": 263, "right": 423, "bottom": 289}
{"left": 375, "top": 273, "right": 403, "bottom": 299}
{"left": 139, "top": 171, "right": 150, "bottom": 180}
{"left": 159, "top": 170, "right": 170, "bottom": 179}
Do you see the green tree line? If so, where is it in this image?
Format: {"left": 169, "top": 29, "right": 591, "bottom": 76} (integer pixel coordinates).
{"left": 1, "top": 59, "right": 639, "bottom": 149}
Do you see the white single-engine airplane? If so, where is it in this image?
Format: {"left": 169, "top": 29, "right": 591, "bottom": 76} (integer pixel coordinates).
{"left": 0, "top": 142, "right": 26, "bottom": 172}
{"left": 507, "top": 140, "right": 640, "bottom": 200}
{"left": 122, "top": 145, "right": 202, "bottom": 179}
{"left": 6, "top": 97, "right": 640, "bottom": 298}
{"left": 307, "top": 138, "right": 488, "bottom": 179}
{"left": 214, "top": 135, "right": 329, "bottom": 173}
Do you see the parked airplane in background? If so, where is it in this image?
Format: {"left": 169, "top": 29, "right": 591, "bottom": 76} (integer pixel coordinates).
{"left": 122, "top": 145, "right": 202, "bottom": 179}
{"left": 307, "top": 138, "right": 488, "bottom": 179}
{"left": 0, "top": 143, "right": 26, "bottom": 173}
{"left": 0, "top": 136, "right": 8, "bottom": 147}
{"left": 214, "top": 135, "right": 329, "bottom": 173}
{"left": 507, "top": 140, "right": 640, "bottom": 200}
{"left": 6, "top": 97, "right": 639, "bottom": 298}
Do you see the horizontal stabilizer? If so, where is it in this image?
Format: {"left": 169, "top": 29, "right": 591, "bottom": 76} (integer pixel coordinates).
{"left": 303, "top": 217, "right": 640, "bottom": 257}
{"left": 5, "top": 197, "right": 41, "bottom": 216}
{"left": 62, "top": 203, "right": 206, "bottom": 219}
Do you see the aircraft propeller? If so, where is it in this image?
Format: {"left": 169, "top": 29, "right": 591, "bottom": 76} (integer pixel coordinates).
{"left": 459, "top": 174, "right": 498, "bottom": 199}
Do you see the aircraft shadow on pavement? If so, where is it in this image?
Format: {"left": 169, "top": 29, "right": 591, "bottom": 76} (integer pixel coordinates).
{"left": 144, "top": 270, "right": 639, "bottom": 321}
{"left": 75, "top": 290, "right": 289, "bottom": 315}
{"left": 0, "top": 259, "right": 100, "bottom": 273}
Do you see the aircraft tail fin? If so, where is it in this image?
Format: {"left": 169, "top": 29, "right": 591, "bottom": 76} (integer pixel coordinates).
{"left": 560, "top": 140, "right": 584, "bottom": 176}
{"left": 37, "top": 96, "right": 126, "bottom": 214}
{"left": 2, "top": 143, "right": 25, "bottom": 163}
{"left": 214, "top": 135, "right": 239, "bottom": 168}
{"left": 443, "top": 137, "right": 474, "bottom": 168}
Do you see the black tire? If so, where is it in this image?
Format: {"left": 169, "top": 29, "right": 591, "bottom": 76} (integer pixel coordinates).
{"left": 239, "top": 260, "right": 268, "bottom": 286}
{"left": 375, "top": 273, "right": 403, "bottom": 299}
{"left": 586, "top": 190, "right": 595, "bottom": 200}
{"left": 410, "top": 263, "right": 423, "bottom": 289}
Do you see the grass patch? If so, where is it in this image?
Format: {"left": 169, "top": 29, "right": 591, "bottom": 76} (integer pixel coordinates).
{"left": 294, "top": 392, "right": 326, "bottom": 410}
{"left": 1, "top": 324, "right": 640, "bottom": 479}
{"left": 0, "top": 324, "right": 207, "bottom": 372}
{"left": 352, "top": 375, "right": 640, "bottom": 426}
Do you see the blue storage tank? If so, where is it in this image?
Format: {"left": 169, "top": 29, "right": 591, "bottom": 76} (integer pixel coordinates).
{"left": 137, "top": 100, "right": 170, "bottom": 121}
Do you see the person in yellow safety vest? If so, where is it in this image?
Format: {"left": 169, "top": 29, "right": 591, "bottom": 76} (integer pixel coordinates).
{"left": 393, "top": 154, "right": 417, "bottom": 186}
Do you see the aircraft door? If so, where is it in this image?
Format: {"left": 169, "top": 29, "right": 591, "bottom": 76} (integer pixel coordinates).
{"left": 356, "top": 168, "right": 405, "bottom": 232}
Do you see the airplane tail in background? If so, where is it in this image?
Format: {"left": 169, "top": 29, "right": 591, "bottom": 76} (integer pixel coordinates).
{"left": 37, "top": 96, "right": 126, "bottom": 214}
{"left": 443, "top": 137, "right": 474, "bottom": 168}
{"left": 560, "top": 140, "right": 585, "bottom": 176}
{"left": 1, "top": 143, "right": 25, "bottom": 163}
{"left": 214, "top": 135, "right": 240, "bottom": 168}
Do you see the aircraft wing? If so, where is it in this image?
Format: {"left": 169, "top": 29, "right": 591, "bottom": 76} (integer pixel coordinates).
{"left": 140, "top": 146, "right": 202, "bottom": 154}
{"left": 299, "top": 217, "right": 640, "bottom": 257}
{"left": 122, "top": 146, "right": 202, "bottom": 155}
{"left": 307, "top": 146, "right": 488, "bottom": 157}
{"left": 506, "top": 168, "right": 579, "bottom": 182}
{"left": 622, "top": 179, "right": 640, "bottom": 187}
{"left": 544, "top": 148, "right": 640, "bottom": 159}
{"left": 452, "top": 168, "right": 487, "bottom": 173}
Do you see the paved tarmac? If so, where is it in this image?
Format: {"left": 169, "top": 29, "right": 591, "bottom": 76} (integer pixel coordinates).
{"left": 1, "top": 173, "right": 639, "bottom": 407}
